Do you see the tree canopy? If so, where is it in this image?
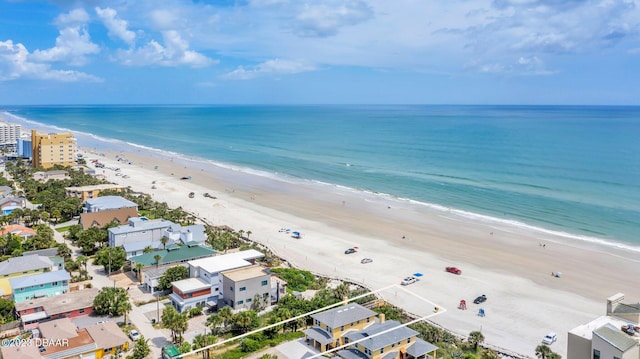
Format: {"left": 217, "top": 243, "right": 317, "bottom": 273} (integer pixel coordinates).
{"left": 158, "top": 266, "right": 189, "bottom": 291}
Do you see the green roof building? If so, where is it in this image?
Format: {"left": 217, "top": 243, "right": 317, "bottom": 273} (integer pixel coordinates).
{"left": 129, "top": 244, "right": 216, "bottom": 268}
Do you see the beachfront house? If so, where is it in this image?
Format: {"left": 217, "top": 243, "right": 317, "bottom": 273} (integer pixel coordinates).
{"left": 0, "top": 254, "right": 59, "bottom": 297}
{"left": 568, "top": 293, "right": 640, "bottom": 359}
{"left": 79, "top": 195, "right": 139, "bottom": 230}
{"left": 9, "top": 270, "right": 70, "bottom": 303}
{"left": 31, "top": 129, "right": 77, "bottom": 169}
{"left": 0, "top": 186, "right": 13, "bottom": 198}
{"left": 221, "top": 265, "right": 271, "bottom": 311}
{"left": 15, "top": 288, "right": 99, "bottom": 329}
{"left": 168, "top": 249, "right": 264, "bottom": 313}
{"left": 108, "top": 217, "right": 208, "bottom": 259}
{"left": 305, "top": 304, "right": 438, "bottom": 358}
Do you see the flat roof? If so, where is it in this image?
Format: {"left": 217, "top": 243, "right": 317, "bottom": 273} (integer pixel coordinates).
{"left": 15, "top": 288, "right": 99, "bottom": 314}
{"left": 173, "top": 278, "right": 210, "bottom": 293}
{"left": 222, "top": 265, "right": 269, "bottom": 282}
{"left": 188, "top": 249, "right": 264, "bottom": 274}
{"left": 569, "top": 315, "right": 635, "bottom": 339}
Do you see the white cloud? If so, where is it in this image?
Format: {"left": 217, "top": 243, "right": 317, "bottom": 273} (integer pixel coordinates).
{"left": 294, "top": 1, "right": 374, "bottom": 37}
{"left": 0, "top": 40, "right": 101, "bottom": 82}
{"left": 95, "top": 7, "right": 136, "bottom": 45}
{"left": 223, "top": 58, "right": 316, "bottom": 80}
{"left": 115, "top": 30, "right": 215, "bottom": 68}
{"left": 30, "top": 8, "right": 99, "bottom": 66}
{"left": 54, "top": 8, "right": 90, "bottom": 27}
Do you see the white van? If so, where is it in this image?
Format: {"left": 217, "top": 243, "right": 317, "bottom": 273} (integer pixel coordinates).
{"left": 542, "top": 332, "right": 557, "bottom": 344}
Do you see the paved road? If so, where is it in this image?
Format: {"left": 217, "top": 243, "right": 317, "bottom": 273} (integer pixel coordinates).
{"left": 52, "top": 223, "right": 170, "bottom": 358}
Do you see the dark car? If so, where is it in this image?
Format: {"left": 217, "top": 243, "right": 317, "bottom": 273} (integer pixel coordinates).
{"left": 344, "top": 248, "right": 357, "bottom": 254}
{"left": 446, "top": 266, "right": 462, "bottom": 275}
{"left": 473, "top": 295, "right": 487, "bottom": 304}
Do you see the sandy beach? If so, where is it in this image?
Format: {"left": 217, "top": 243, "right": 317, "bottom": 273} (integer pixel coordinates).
{"left": 83, "top": 147, "right": 640, "bottom": 357}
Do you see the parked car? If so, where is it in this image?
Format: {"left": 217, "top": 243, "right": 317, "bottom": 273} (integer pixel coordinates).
{"left": 129, "top": 329, "right": 141, "bottom": 341}
{"left": 401, "top": 276, "right": 417, "bottom": 285}
{"left": 446, "top": 266, "right": 462, "bottom": 275}
{"left": 542, "top": 332, "right": 557, "bottom": 345}
{"left": 361, "top": 258, "right": 373, "bottom": 264}
{"left": 344, "top": 248, "right": 357, "bottom": 254}
{"left": 473, "top": 295, "right": 487, "bottom": 304}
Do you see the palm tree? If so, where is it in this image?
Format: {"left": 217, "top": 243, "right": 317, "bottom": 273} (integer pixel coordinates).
{"left": 76, "top": 255, "right": 88, "bottom": 275}
{"left": 217, "top": 306, "right": 233, "bottom": 328}
{"left": 206, "top": 314, "right": 223, "bottom": 335}
{"left": 468, "top": 331, "right": 485, "bottom": 351}
{"left": 117, "top": 299, "right": 132, "bottom": 327}
{"left": 136, "top": 263, "right": 144, "bottom": 284}
{"left": 160, "top": 236, "right": 169, "bottom": 249}
{"left": 246, "top": 230, "right": 252, "bottom": 239}
{"left": 154, "top": 254, "right": 162, "bottom": 268}
{"left": 535, "top": 344, "right": 552, "bottom": 359}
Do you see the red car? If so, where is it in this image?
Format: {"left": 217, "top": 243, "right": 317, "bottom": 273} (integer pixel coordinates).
{"left": 446, "top": 266, "right": 462, "bottom": 275}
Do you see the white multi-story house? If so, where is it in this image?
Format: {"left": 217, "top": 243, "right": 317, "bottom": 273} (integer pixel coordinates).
{"left": 169, "top": 249, "right": 264, "bottom": 313}
{"left": 568, "top": 293, "right": 640, "bottom": 359}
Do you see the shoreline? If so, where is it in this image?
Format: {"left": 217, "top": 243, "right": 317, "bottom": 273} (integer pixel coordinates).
{"left": 83, "top": 146, "right": 640, "bottom": 357}
{"left": 2, "top": 110, "right": 639, "bottom": 252}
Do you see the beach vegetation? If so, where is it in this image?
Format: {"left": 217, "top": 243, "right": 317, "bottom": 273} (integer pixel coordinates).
{"left": 468, "top": 331, "right": 485, "bottom": 350}
{"left": 158, "top": 265, "right": 190, "bottom": 290}
{"left": 270, "top": 268, "right": 321, "bottom": 292}
{"left": 535, "top": 344, "right": 560, "bottom": 359}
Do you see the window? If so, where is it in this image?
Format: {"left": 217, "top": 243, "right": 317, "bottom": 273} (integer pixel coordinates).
{"left": 261, "top": 280, "right": 268, "bottom": 286}
{"left": 230, "top": 286, "right": 234, "bottom": 291}
{"left": 187, "top": 293, "right": 192, "bottom": 298}
{"left": 366, "top": 317, "right": 370, "bottom": 323}
{"left": 247, "top": 298, "right": 252, "bottom": 302}
{"left": 238, "top": 300, "right": 243, "bottom": 304}
{"left": 381, "top": 348, "right": 384, "bottom": 354}
{"left": 52, "top": 282, "right": 58, "bottom": 286}
{"left": 593, "top": 350, "right": 600, "bottom": 359}
{"left": 340, "top": 326, "right": 344, "bottom": 331}
{"left": 239, "top": 287, "right": 246, "bottom": 291}
{"left": 79, "top": 309, "right": 85, "bottom": 314}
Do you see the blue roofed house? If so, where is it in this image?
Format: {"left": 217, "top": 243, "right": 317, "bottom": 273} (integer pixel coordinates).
{"left": 9, "top": 270, "right": 70, "bottom": 303}
{"left": 304, "top": 303, "right": 438, "bottom": 359}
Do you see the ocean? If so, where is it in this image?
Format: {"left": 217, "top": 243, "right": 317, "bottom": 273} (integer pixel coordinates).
{"left": 2, "top": 105, "right": 639, "bottom": 250}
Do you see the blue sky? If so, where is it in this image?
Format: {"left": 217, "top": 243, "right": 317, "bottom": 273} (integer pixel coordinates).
{"left": 0, "top": 0, "right": 639, "bottom": 105}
